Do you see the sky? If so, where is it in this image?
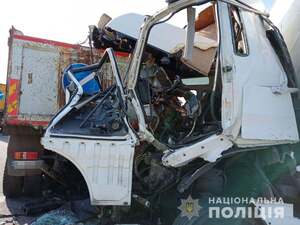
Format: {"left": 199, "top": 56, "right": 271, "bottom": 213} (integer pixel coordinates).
{"left": 0, "top": 0, "right": 275, "bottom": 84}
{"left": 0, "top": 0, "right": 170, "bottom": 83}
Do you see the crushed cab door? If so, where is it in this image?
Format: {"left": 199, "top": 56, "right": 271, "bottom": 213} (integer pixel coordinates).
{"left": 42, "top": 48, "right": 137, "bottom": 206}
{"left": 218, "top": 2, "right": 299, "bottom": 145}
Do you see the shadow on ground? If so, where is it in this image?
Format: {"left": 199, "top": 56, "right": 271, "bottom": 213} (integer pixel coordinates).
{"left": 0, "top": 197, "right": 37, "bottom": 224}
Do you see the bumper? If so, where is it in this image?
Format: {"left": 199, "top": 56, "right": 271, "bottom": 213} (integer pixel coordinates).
{"left": 8, "top": 160, "right": 45, "bottom": 176}
{"left": 11, "top": 160, "right": 45, "bottom": 170}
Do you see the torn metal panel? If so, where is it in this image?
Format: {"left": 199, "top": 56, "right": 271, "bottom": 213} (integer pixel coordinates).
{"left": 42, "top": 49, "right": 137, "bottom": 206}
{"left": 42, "top": 137, "right": 135, "bottom": 206}
{"left": 162, "top": 135, "right": 233, "bottom": 167}
{"left": 107, "top": 13, "right": 218, "bottom": 56}
{"left": 107, "top": 13, "right": 186, "bottom": 54}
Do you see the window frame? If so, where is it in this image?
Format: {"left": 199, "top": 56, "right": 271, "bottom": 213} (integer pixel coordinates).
{"left": 228, "top": 5, "right": 250, "bottom": 57}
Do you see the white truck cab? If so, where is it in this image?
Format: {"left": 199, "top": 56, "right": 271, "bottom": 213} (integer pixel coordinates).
{"left": 42, "top": 0, "right": 299, "bottom": 213}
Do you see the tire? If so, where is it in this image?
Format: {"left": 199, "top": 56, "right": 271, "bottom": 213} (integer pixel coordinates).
{"left": 4, "top": 134, "right": 43, "bottom": 198}
{"left": 3, "top": 161, "right": 42, "bottom": 198}
{"left": 3, "top": 161, "right": 24, "bottom": 198}
{"left": 23, "top": 175, "right": 42, "bottom": 197}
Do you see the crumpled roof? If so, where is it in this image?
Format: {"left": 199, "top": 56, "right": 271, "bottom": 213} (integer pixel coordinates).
{"left": 167, "top": 0, "right": 268, "bottom": 13}
{"left": 231, "top": 0, "right": 267, "bottom": 13}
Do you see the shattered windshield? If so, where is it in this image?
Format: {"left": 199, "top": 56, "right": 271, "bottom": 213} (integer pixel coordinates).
{"left": 132, "top": 3, "right": 222, "bottom": 147}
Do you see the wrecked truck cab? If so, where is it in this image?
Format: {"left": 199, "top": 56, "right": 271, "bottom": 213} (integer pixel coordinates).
{"left": 42, "top": 0, "right": 299, "bottom": 209}
{"left": 123, "top": 1, "right": 299, "bottom": 165}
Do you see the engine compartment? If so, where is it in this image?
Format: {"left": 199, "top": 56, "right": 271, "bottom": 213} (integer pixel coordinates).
{"left": 134, "top": 48, "right": 222, "bottom": 148}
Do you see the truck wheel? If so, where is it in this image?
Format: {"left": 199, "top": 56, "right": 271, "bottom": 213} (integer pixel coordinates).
{"left": 3, "top": 161, "right": 24, "bottom": 198}
{"left": 23, "top": 175, "right": 42, "bottom": 197}
{"left": 5, "top": 133, "right": 43, "bottom": 197}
